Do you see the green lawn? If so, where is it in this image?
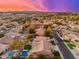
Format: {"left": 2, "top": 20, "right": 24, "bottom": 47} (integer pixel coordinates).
{"left": 64, "top": 40, "right": 76, "bottom": 49}
{"left": 63, "top": 40, "right": 70, "bottom": 43}
{"left": 53, "top": 51, "right": 62, "bottom": 59}
{"left": 67, "top": 43, "right": 76, "bottom": 49}
{"left": 24, "top": 44, "right": 32, "bottom": 50}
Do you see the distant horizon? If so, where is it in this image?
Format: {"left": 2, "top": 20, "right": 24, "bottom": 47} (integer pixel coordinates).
{"left": 0, "top": 10, "right": 79, "bottom": 13}
{"left": 0, "top": 0, "right": 79, "bottom": 12}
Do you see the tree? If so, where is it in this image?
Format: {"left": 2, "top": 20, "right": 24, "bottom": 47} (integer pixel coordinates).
{"left": 26, "top": 34, "right": 31, "bottom": 39}
{"left": 28, "top": 28, "right": 35, "bottom": 34}
{"left": 24, "top": 44, "right": 32, "bottom": 50}
{"left": 10, "top": 39, "right": 23, "bottom": 50}
{"left": 69, "top": 38, "right": 71, "bottom": 42}
{"left": 47, "top": 26, "right": 52, "bottom": 33}
{"left": 45, "top": 26, "right": 53, "bottom": 38}
{"left": 25, "top": 34, "right": 31, "bottom": 44}
{"left": 25, "top": 39, "right": 29, "bottom": 45}
{"left": 43, "top": 25, "right": 48, "bottom": 29}
{"left": 23, "top": 22, "right": 30, "bottom": 29}
{"left": 0, "top": 33, "right": 5, "bottom": 38}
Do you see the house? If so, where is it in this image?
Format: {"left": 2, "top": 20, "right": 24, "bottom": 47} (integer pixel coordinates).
{"left": 30, "top": 36, "right": 53, "bottom": 59}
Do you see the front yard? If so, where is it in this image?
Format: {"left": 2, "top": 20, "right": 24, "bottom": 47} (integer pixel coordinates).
{"left": 67, "top": 43, "right": 76, "bottom": 49}
{"left": 63, "top": 40, "right": 76, "bottom": 49}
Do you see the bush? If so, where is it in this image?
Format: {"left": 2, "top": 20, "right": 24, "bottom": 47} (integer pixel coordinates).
{"left": 45, "top": 31, "right": 50, "bottom": 37}
{"left": 28, "top": 28, "right": 35, "bottom": 34}
{"left": 45, "top": 31, "right": 53, "bottom": 38}
{"left": 18, "top": 19, "right": 26, "bottom": 24}
{"left": 26, "top": 35, "right": 31, "bottom": 39}
{"left": 43, "top": 25, "right": 48, "bottom": 29}
{"left": 0, "top": 33, "right": 4, "bottom": 38}
{"left": 67, "top": 43, "right": 76, "bottom": 49}
{"left": 38, "top": 55, "right": 47, "bottom": 59}
{"left": 50, "top": 41, "right": 56, "bottom": 45}
{"left": 31, "top": 33, "right": 36, "bottom": 38}
{"left": 24, "top": 45, "right": 32, "bottom": 50}
{"left": 53, "top": 51, "right": 61, "bottom": 59}
{"left": 63, "top": 40, "right": 70, "bottom": 42}
{"left": 53, "top": 51, "right": 60, "bottom": 56}
{"left": 12, "top": 57, "right": 18, "bottom": 59}
{"left": 53, "top": 56, "right": 61, "bottom": 59}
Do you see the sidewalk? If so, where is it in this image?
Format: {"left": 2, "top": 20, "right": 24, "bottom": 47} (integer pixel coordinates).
{"left": 53, "top": 38, "right": 64, "bottom": 59}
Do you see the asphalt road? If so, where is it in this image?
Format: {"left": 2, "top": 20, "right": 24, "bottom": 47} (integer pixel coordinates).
{"left": 54, "top": 32, "right": 76, "bottom": 59}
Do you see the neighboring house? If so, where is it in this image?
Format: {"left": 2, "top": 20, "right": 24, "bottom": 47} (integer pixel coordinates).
{"left": 31, "top": 20, "right": 42, "bottom": 28}
{"left": 43, "top": 20, "right": 52, "bottom": 25}
{"left": 35, "top": 27, "right": 45, "bottom": 36}
{"left": 0, "top": 32, "right": 20, "bottom": 44}
{"left": 10, "top": 25, "right": 22, "bottom": 33}
{"left": 62, "top": 30, "right": 79, "bottom": 42}
{"left": 62, "top": 30, "right": 79, "bottom": 52}
{"left": 0, "top": 43, "right": 9, "bottom": 53}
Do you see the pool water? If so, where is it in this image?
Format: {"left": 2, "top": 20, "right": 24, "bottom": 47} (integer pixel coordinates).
{"left": 20, "top": 50, "right": 29, "bottom": 57}
{"left": 8, "top": 51, "right": 16, "bottom": 59}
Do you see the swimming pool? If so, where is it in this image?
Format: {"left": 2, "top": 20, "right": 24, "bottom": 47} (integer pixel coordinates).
{"left": 7, "top": 51, "right": 16, "bottom": 59}
{"left": 19, "top": 50, "right": 29, "bottom": 57}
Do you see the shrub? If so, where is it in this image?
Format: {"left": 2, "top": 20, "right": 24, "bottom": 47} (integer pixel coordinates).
{"left": 28, "top": 28, "right": 35, "bottom": 34}
{"left": 53, "top": 51, "right": 61, "bottom": 59}
{"left": 67, "top": 43, "right": 76, "bottom": 49}
{"left": 50, "top": 41, "right": 56, "bottom": 45}
{"left": 0, "top": 33, "right": 5, "bottom": 38}
{"left": 38, "top": 55, "right": 47, "bottom": 59}
{"left": 53, "top": 51, "right": 60, "bottom": 56}
{"left": 24, "top": 45, "right": 32, "bottom": 50}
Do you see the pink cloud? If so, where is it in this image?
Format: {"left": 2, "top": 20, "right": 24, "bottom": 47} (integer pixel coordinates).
{"left": 0, "top": 0, "right": 48, "bottom": 11}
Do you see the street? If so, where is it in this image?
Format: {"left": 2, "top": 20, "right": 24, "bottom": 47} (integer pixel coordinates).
{"left": 54, "top": 32, "right": 75, "bottom": 59}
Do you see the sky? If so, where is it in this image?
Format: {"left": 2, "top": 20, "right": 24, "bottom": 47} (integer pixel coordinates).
{"left": 0, "top": 0, "right": 79, "bottom": 12}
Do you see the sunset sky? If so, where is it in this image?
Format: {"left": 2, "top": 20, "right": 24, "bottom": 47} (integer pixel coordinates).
{"left": 0, "top": 0, "right": 79, "bottom": 12}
